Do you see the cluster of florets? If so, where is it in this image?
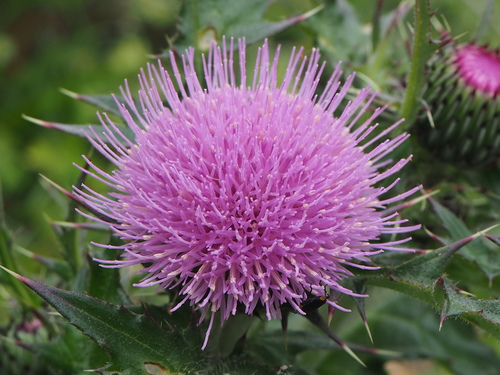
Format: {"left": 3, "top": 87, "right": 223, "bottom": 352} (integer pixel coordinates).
{"left": 75, "top": 38, "right": 419, "bottom": 347}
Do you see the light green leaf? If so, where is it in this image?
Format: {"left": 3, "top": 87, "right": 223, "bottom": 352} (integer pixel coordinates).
{"left": 14, "top": 245, "right": 73, "bottom": 282}
{"left": 88, "top": 247, "right": 130, "bottom": 305}
{"left": 175, "top": 0, "right": 321, "bottom": 52}
{"left": 431, "top": 199, "right": 500, "bottom": 280}
{"left": 307, "top": 0, "right": 369, "bottom": 65}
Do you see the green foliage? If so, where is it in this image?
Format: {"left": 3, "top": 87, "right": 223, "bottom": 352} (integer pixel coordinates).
{"left": 247, "top": 293, "right": 500, "bottom": 375}
{"left": 306, "top": 0, "right": 370, "bottom": 66}
{"left": 14, "top": 272, "right": 206, "bottom": 375}
{"left": 356, "top": 235, "right": 500, "bottom": 340}
{"left": 430, "top": 199, "right": 500, "bottom": 281}
{"left": 0, "top": 220, "right": 40, "bottom": 308}
{"left": 174, "top": 0, "right": 321, "bottom": 52}
{"left": 2, "top": 267, "right": 301, "bottom": 375}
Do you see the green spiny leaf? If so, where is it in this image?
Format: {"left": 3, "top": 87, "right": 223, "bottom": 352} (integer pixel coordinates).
{"left": 59, "top": 89, "right": 144, "bottom": 128}
{"left": 0, "top": 268, "right": 206, "bottom": 374}
{"left": 1, "top": 268, "right": 290, "bottom": 374}
{"left": 356, "top": 234, "right": 500, "bottom": 340}
{"left": 24, "top": 115, "right": 135, "bottom": 144}
{"left": 59, "top": 88, "right": 124, "bottom": 118}
{"left": 378, "top": 235, "right": 476, "bottom": 291}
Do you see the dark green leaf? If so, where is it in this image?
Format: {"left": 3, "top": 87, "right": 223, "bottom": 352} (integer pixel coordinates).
{"left": 3, "top": 269, "right": 290, "bottom": 374}
{"left": 11, "top": 273, "right": 206, "bottom": 374}
{"left": 88, "top": 246, "right": 130, "bottom": 305}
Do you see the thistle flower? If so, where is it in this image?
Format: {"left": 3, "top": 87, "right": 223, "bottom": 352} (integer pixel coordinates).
{"left": 415, "top": 43, "right": 500, "bottom": 166}
{"left": 75, "top": 38, "right": 419, "bottom": 348}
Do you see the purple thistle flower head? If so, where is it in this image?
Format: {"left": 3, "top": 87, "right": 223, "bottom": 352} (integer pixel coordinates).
{"left": 76, "top": 38, "right": 419, "bottom": 348}
{"left": 454, "top": 44, "right": 500, "bottom": 97}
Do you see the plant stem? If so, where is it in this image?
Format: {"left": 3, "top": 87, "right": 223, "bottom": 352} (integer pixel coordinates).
{"left": 399, "top": 0, "right": 433, "bottom": 128}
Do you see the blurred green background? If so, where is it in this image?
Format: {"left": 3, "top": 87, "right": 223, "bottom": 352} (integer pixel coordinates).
{"left": 0, "top": 0, "right": 182, "bottom": 256}
{"left": 1, "top": 0, "right": 499, "bottom": 257}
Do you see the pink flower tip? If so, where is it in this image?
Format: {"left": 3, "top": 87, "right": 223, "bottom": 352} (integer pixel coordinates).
{"left": 454, "top": 44, "right": 500, "bottom": 96}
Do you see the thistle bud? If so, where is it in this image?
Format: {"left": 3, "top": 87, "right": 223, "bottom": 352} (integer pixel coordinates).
{"left": 1, "top": 316, "right": 46, "bottom": 374}
{"left": 415, "top": 43, "right": 500, "bottom": 166}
